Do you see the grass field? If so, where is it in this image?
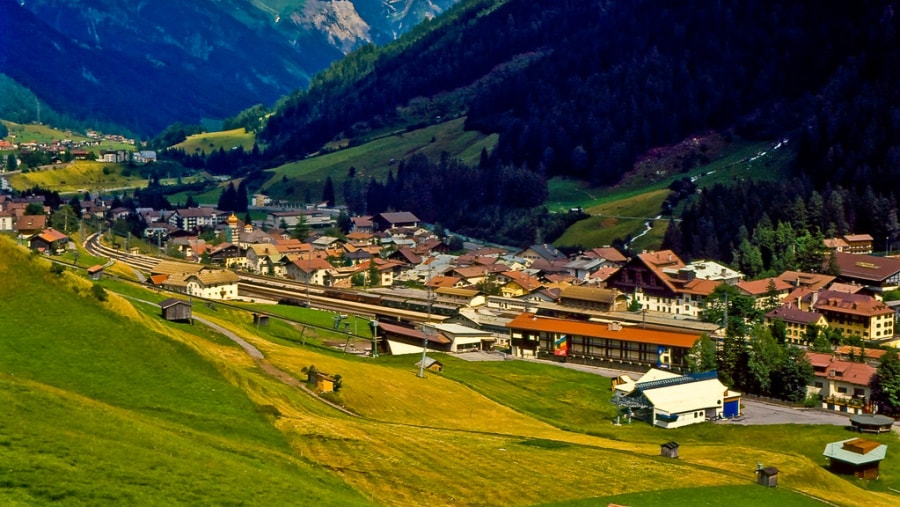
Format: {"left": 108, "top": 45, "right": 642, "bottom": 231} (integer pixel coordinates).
{"left": 171, "top": 128, "right": 256, "bottom": 154}
{"left": 3, "top": 235, "right": 899, "bottom": 506}
{"left": 1, "top": 121, "right": 136, "bottom": 151}
{"left": 548, "top": 137, "right": 794, "bottom": 250}
{"left": 7, "top": 160, "right": 147, "bottom": 193}
{"left": 261, "top": 117, "right": 497, "bottom": 202}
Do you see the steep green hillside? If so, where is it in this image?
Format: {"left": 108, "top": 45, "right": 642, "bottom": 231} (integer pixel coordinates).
{"left": 0, "top": 237, "right": 370, "bottom": 505}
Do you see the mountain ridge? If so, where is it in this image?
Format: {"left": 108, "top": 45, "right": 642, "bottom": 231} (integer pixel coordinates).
{"left": 0, "top": 0, "right": 458, "bottom": 136}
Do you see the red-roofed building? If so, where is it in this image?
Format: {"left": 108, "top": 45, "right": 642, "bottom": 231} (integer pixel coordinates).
{"left": 28, "top": 228, "right": 68, "bottom": 254}
{"left": 605, "top": 250, "right": 726, "bottom": 318}
{"left": 809, "top": 290, "right": 895, "bottom": 343}
{"left": 507, "top": 312, "right": 701, "bottom": 371}
{"left": 737, "top": 277, "right": 795, "bottom": 309}
{"left": 806, "top": 352, "right": 877, "bottom": 414}
{"left": 499, "top": 270, "right": 543, "bottom": 297}
{"left": 764, "top": 304, "right": 827, "bottom": 345}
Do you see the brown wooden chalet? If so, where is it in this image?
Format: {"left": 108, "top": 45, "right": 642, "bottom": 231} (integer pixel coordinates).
{"left": 831, "top": 251, "right": 900, "bottom": 290}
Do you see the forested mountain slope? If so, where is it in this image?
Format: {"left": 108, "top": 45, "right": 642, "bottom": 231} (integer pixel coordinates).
{"left": 260, "top": 0, "right": 886, "bottom": 186}
{"left": 0, "top": 0, "right": 458, "bottom": 136}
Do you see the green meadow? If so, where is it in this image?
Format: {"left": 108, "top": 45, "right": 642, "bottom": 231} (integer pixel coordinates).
{"left": 2, "top": 235, "right": 899, "bottom": 506}
{"left": 171, "top": 128, "right": 256, "bottom": 154}
{"left": 261, "top": 117, "right": 497, "bottom": 201}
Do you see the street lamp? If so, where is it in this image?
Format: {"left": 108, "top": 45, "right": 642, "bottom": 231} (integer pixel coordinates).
{"left": 369, "top": 319, "right": 379, "bottom": 358}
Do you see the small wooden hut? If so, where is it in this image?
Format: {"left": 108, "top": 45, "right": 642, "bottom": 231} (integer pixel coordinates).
{"left": 756, "top": 466, "right": 778, "bottom": 487}
{"left": 160, "top": 298, "right": 192, "bottom": 322}
{"left": 660, "top": 441, "right": 679, "bottom": 459}
{"left": 87, "top": 264, "right": 104, "bottom": 280}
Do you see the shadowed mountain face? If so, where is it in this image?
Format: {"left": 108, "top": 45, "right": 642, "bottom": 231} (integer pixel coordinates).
{"left": 0, "top": 0, "right": 457, "bottom": 135}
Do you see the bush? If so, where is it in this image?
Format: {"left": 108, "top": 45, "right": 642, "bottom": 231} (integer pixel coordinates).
{"left": 91, "top": 283, "right": 108, "bottom": 302}
{"left": 49, "top": 263, "right": 66, "bottom": 276}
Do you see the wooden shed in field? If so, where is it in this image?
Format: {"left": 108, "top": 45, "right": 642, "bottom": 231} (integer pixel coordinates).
{"left": 87, "top": 264, "right": 104, "bottom": 280}
{"left": 756, "top": 466, "right": 778, "bottom": 487}
{"left": 660, "top": 441, "right": 679, "bottom": 459}
{"left": 160, "top": 298, "right": 192, "bottom": 322}
{"left": 823, "top": 438, "right": 887, "bottom": 480}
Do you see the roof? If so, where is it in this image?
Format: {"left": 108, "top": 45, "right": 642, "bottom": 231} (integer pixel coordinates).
{"left": 507, "top": 313, "right": 700, "bottom": 349}
{"left": 16, "top": 215, "right": 46, "bottom": 231}
{"left": 377, "top": 321, "right": 451, "bottom": 345}
{"left": 87, "top": 264, "right": 104, "bottom": 274}
{"left": 777, "top": 271, "right": 836, "bottom": 291}
{"left": 152, "top": 260, "right": 204, "bottom": 275}
{"left": 378, "top": 211, "right": 420, "bottom": 225}
{"left": 503, "top": 270, "right": 543, "bottom": 292}
{"left": 823, "top": 438, "right": 887, "bottom": 465}
{"left": 737, "top": 277, "right": 794, "bottom": 296}
{"left": 519, "top": 243, "right": 567, "bottom": 261}
{"left": 415, "top": 356, "right": 442, "bottom": 368}
{"left": 33, "top": 228, "right": 68, "bottom": 243}
{"left": 833, "top": 252, "right": 900, "bottom": 282}
{"left": 640, "top": 376, "right": 735, "bottom": 415}
{"left": 806, "top": 352, "right": 876, "bottom": 387}
{"left": 560, "top": 285, "right": 618, "bottom": 303}
{"left": 812, "top": 290, "right": 894, "bottom": 317}
{"left": 186, "top": 270, "right": 240, "bottom": 286}
{"left": 765, "top": 304, "right": 822, "bottom": 325}
{"left": 586, "top": 247, "right": 627, "bottom": 263}
{"left": 159, "top": 298, "right": 191, "bottom": 309}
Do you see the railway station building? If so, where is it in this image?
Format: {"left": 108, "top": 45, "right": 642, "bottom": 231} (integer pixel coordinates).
{"left": 506, "top": 312, "right": 702, "bottom": 372}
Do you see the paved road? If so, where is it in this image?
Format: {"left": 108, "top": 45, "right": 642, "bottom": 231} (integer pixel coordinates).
{"left": 455, "top": 350, "right": 894, "bottom": 429}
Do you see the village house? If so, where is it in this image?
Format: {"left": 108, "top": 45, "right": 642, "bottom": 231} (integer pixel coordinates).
{"left": 736, "top": 277, "right": 795, "bottom": 309}
{"left": 373, "top": 211, "right": 420, "bottom": 231}
{"left": 285, "top": 257, "right": 333, "bottom": 285}
{"left": 805, "top": 289, "right": 895, "bottom": 344}
{"left": 15, "top": 215, "right": 47, "bottom": 237}
{"left": 604, "top": 250, "right": 729, "bottom": 318}
{"left": 516, "top": 243, "right": 568, "bottom": 265}
{"left": 764, "top": 303, "right": 827, "bottom": 345}
{"left": 558, "top": 286, "right": 626, "bottom": 312}
{"left": 807, "top": 351, "right": 877, "bottom": 414}
{"left": 29, "top": 228, "right": 69, "bottom": 254}
{"left": 499, "top": 270, "right": 543, "bottom": 298}
{"left": 168, "top": 207, "right": 221, "bottom": 230}
{"left": 154, "top": 269, "right": 240, "bottom": 300}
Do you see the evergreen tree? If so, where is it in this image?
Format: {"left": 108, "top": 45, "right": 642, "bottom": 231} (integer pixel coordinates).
{"left": 7, "top": 153, "right": 16, "bottom": 171}
{"left": 236, "top": 179, "right": 249, "bottom": 212}
{"left": 291, "top": 215, "right": 310, "bottom": 241}
{"left": 871, "top": 348, "right": 900, "bottom": 415}
{"left": 322, "top": 176, "right": 336, "bottom": 207}
{"left": 772, "top": 345, "right": 813, "bottom": 402}
{"left": 687, "top": 334, "right": 718, "bottom": 373}
{"left": 218, "top": 182, "right": 238, "bottom": 211}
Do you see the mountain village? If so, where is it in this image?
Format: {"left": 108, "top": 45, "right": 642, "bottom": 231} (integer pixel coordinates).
{"left": 3, "top": 183, "right": 900, "bottom": 430}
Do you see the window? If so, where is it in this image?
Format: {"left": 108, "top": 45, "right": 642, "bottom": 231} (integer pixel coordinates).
{"left": 814, "top": 382, "right": 823, "bottom": 389}
{"left": 854, "top": 388, "right": 866, "bottom": 397}
{"left": 837, "top": 387, "right": 848, "bottom": 394}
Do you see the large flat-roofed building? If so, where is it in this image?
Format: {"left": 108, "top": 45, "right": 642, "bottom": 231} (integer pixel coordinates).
{"left": 507, "top": 313, "right": 702, "bottom": 372}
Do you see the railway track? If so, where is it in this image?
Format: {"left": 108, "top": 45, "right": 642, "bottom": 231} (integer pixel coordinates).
{"left": 85, "top": 233, "right": 449, "bottom": 324}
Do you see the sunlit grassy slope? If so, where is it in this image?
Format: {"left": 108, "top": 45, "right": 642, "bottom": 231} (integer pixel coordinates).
{"left": 8, "top": 160, "right": 146, "bottom": 193}
{"left": 261, "top": 117, "right": 498, "bottom": 202}
{"left": 1, "top": 121, "right": 135, "bottom": 151}
{"left": 172, "top": 128, "right": 256, "bottom": 154}
{"left": 549, "top": 137, "right": 794, "bottom": 250}
{"left": 3, "top": 235, "right": 899, "bottom": 506}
